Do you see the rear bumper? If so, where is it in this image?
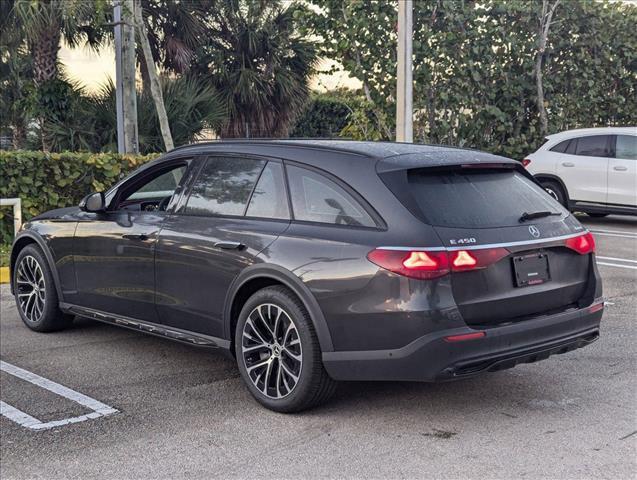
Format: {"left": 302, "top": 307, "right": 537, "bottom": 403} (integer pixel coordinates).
{"left": 322, "top": 304, "right": 603, "bottom": 382}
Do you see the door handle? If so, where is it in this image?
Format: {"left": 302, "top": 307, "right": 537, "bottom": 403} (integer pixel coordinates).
{"left": 561, "top": 162, "right": 575, "bottom": 167}
{"left": 122, "top": 233, "right": 149, "bottom": 241}
{"left": 214, "top": 241, "right": 245, "bottom": 250}
{"left": 613, "top": 165, "right": 628, "bottom": 171}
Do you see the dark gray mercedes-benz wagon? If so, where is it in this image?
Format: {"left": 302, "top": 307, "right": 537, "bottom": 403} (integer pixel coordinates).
{"left": 10, "top": 140, "right": 603, "bottom": 411}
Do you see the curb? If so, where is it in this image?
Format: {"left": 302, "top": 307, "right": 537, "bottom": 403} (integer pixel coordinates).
{"left": 0, "top": 267, "right": 9, "bottom": 284}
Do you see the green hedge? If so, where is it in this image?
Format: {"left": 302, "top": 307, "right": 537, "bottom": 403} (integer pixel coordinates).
{"left": 0, "top": 151, "right": 159, "bottom": 244}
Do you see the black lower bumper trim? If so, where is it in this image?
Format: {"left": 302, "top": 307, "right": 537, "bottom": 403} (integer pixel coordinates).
{"left": 439, "top": 330, "right": 599, "bottom": 379}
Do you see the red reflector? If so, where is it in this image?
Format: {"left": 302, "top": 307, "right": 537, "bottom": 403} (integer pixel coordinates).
{"left": 444, "top": 331, "right": 486, "bottom": 343}
{"left": 565, "top": 232, "right": 595, "bottom": 255}
{"left": 522, "top": 158, "right": 531, "bottom": 167}
{"left": 367, "top": 249, "right": 449, "bottom": 280}
{"left": 589, "top": 302, "right": 604, "bottom": 313}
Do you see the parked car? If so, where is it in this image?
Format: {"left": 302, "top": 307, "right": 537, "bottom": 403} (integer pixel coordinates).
{"left": 10, "top": 140, "right": 604, "bottom": 412}
{"left": 524, "top": 127, "right": 637, "bottom": 217}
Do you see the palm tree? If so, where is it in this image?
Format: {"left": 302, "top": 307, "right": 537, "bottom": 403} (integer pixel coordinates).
{"left": 193, "top": 0, "right": 318, "bottom": 138}
{"left": 11, "top": 0, "right": 108, "bottom": 86}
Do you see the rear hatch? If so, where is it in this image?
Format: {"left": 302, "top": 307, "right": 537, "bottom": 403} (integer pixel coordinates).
{"left": 379, "top": 157, "right": 595, "bottom": 327}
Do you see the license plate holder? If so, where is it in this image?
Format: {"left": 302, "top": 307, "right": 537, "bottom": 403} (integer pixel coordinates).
{"left": 513, "top": 252, "right": 550, "bottom": 287}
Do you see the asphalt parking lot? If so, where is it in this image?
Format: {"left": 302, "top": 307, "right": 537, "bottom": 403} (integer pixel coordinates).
{"left": 1, "top": 215, "right": 635, "bottom": 480}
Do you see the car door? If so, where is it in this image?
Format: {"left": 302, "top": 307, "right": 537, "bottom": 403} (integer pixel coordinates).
{"left": 607, "top": 134, "right": 637, "bottom": 206}
{"left": 555, "top": 135, "right": 611, "bottom": 204}
{"left": 73, "top": 158, "right": 192, "bottom": 321}
{"left": 154, "top": 155, "right": 291, "bottom": 338}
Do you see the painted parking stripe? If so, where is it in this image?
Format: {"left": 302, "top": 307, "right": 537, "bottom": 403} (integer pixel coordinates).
{"left": 597, "top": 256, "right": 637, "bottom": 264}
{"left": 596, "top": 262, "right": 637, "bottom": 270}
{"left": 590, "top": 232, "right": 637, "bottom": 239}
{"left": 589, "top": 228, "right": 637, "bottom": 236}
{"left": 0, "top": 360, "right": 118, "bottom": 431}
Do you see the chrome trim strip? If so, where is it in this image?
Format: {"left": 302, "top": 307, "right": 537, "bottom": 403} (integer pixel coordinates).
{"left": 377, "top": 231, "right": 586, "bottom": 252}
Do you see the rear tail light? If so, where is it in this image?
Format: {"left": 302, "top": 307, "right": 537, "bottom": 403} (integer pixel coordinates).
{"left": 521, "top": 158, "right": 531, "bottom": 167}
{"left": 449, "top": 248, "right": 509, "bottom": 272}
{"left": 367, "top": 247, "right": 509, "bottom": 279}
{"left": 367, "top": 249, "right": 449, "bottom": 280}
{"left": 565, "top": 232, "right": 595, "bottom": 255}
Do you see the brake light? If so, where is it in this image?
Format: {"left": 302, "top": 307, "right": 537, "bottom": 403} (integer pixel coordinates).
{"left": 367, "top": 249, "right": 449, "bottom": 279}
{"left": 367, "top": 247, "right": 509, "bottom": 279}
{"left": 565, "top": 232, "right": 595, "bottom": 255}
{"left": 522, "top": 158, "right": 531, "bottom": 167}
{"left": 449, "top": 248, "right": 510, "bottom": 272}
{"left": 451, "top": 250, "right": 477, "bottom": 268}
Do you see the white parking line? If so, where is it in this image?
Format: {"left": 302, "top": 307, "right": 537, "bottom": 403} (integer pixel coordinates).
{"left": 0, "top": 360, "right": 118, "bottom": 431}
{"left": 597, "top": 256, "right": 637, "bottom": 264}
{"left": 589, "top": 228, "right": 637, "bottom": 236}
{"left": 596, "top": 262, "right": 637, "bottom": 270}
{"left": 590, "top": 232, "right": 637, "bottom": 239}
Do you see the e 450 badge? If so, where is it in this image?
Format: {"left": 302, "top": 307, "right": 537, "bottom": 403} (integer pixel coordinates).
{"left": 449, "top": 237, "right": 477, "bottom": 245}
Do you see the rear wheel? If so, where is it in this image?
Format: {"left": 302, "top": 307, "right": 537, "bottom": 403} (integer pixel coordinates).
{"left": 13, "top": 245, "right": 73, "bottom": 332}
{"left": 539, "top": 179, "right": 567, "bottom": 207}
{"left": 235, "top": 285, "right": 337, "bottom": 412}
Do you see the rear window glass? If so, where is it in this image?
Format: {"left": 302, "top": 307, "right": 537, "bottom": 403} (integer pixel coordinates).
{"left": 550, "top": 140, "right": 570, "bottom": 153}
{"left": 287, "top": 165, "right": 376, "bottom": 227}
{"left": 407, "top": 169, "right": 566, "bottom": 228}
{"left": 616, "top": 135, "right": 637, "bottom": 160}
{"left": 575, "top": 135, "right": 611, "bottom": 157}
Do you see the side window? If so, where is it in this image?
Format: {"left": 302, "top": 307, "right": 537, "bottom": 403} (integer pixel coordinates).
{"left": 184, "top": 157, "right": 265, "bottom": 216}
{"left": 565, "top": 138, "right": 577, "bottom": 154}
{"left": 116, "top": 163, "right": 188, "bottom": 211}
{"left": 550, "top": 140, "right": 570, "bottom": 153}
{"left": 615, "top": 135, "right": 637, "bottom": 160}
{"left": 286, "top": 164, "right": 376, "bottom": 227}
{"left": 574, "top": 135, "right": 611, "bottom": 157}
{"left": 245, "top": 162, "right": 290, "bottom": 219}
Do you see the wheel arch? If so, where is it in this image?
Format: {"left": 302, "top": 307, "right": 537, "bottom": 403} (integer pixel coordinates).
{"left": 224, "top": 264, "right": 335, "bottom": 355}
{"left": 10, "top": 232, "right": 63, "bottom": 300}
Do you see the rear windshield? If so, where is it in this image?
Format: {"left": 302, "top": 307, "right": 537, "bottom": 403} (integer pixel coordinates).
{"left": 407, "top": 169, "right": 566, "bottom": 228}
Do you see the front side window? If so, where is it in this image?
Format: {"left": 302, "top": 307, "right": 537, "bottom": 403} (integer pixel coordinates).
{"left": 615, "top": 135, "right": 637, "bottom": 160}
{"left": 286, "top": 164, "right": 375, "bottom": 227}
{"left": 185, "top": 157, "right": 265, "bottom": 216}
{"left": 574, "top": 135, "right": 611, "bottom": 157}
{"left": 116, "top": 163, "right": 188, "bottom": 211}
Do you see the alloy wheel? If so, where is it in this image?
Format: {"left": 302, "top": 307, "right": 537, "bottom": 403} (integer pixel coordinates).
{"left": 241, "top": 303, "right": 303, "bottom": 399}
{"left": 16, "top": 255, "right": 46, "bottom": 323}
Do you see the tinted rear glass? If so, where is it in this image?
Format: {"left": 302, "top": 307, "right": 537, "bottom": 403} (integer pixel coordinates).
{"left": 407, "top": 169, "right": 566, "bottom": 228}
{"left": 575, "top": 135, "right": 611, "bottom": 157}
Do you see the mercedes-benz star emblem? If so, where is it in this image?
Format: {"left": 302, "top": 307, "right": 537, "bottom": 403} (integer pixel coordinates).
{"left": 528, "top": 225, "right": 540, "bottom": 238}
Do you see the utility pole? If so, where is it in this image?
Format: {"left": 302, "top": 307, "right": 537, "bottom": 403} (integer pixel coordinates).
{"left": 396, "top": 0, "right": 413, "bottom": 143}
{"left": 114, "top": 0, "right": 138, "bottom": 153}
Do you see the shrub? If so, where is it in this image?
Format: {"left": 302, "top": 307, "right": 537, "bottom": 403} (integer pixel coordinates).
{"left": 0, "top": 150, "right": 158, "bottom": 243}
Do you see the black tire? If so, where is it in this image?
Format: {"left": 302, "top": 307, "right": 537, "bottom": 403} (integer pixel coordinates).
{"left": 586, "top": 213, "right": 609, "bottom": 218}
{"left": 235, "top": 285, "right": 337, "bottom": 413}
{"left": 540, "top": 179, "right": 567, "bottom": 207}
{"left": 13, "top": 244, "right": 73, "bottom": 332}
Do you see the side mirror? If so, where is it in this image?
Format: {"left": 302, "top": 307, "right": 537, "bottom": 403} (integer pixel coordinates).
{"left": 79, "top": 192, "right": 105, "bottom": 212}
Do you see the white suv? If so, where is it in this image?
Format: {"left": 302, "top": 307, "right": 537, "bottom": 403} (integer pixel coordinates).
{"left": 525, "top": 127, "right": 636, "bottom": 217}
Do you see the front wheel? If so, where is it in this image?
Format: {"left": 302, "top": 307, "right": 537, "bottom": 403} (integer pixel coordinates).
{"left": 13, "top": 244, "right": 73, "bottom": 332}
{"left": 235, "top": 286, "right": 337, "bottom": 412}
